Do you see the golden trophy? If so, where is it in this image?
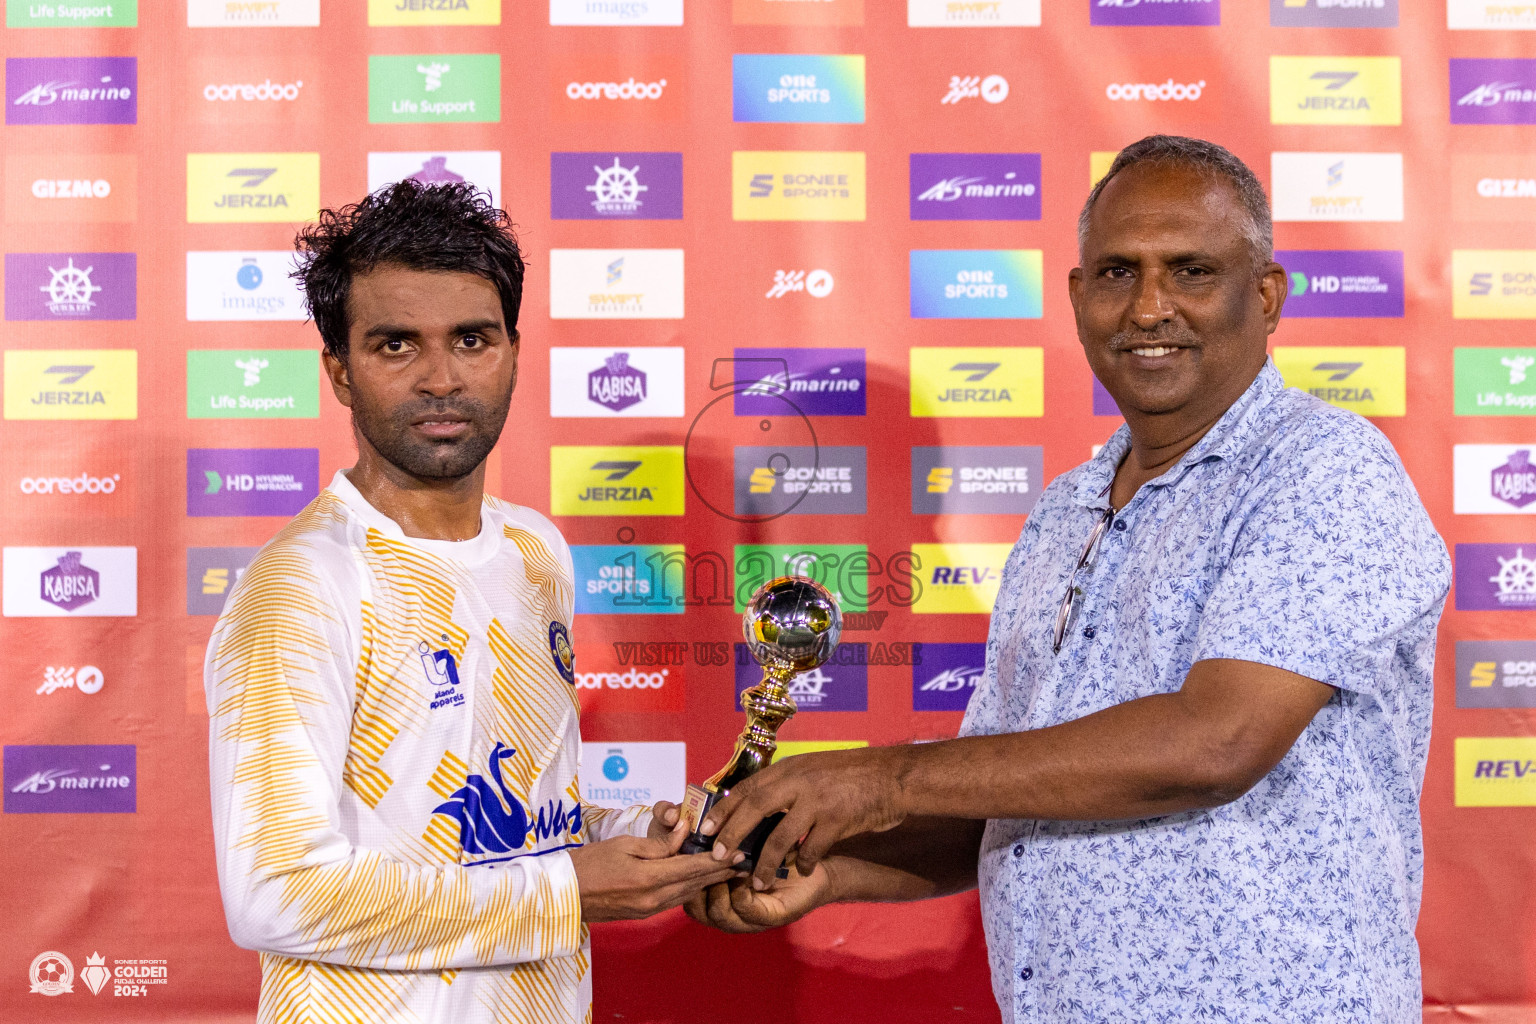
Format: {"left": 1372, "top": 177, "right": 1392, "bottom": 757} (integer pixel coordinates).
{"left": 678, "top": 575, "right": 842, "bottom": 871}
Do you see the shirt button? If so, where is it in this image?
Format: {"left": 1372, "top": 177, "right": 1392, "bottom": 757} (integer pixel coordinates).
{"left": 1083, "top": 626, "right": 1096, "bottom": 639}
{"left": 1113, "top": 520, "right": 1127, "bottom": 532}
{"left": 1012, "top": 844, "right": 1024, "bottom": 857}
{"left": 1020, "top": 967, "right": 1034, "bottom": 981}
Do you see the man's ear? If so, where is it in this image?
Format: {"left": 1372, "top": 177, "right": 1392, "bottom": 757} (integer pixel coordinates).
{"left": 321, "top": 349, "right": 353, "bottom": 409}
{"left": 1258, "top": 261, "right": 1289, "bottom": 337}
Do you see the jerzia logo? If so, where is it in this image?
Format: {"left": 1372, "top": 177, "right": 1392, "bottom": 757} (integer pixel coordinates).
{"left": 550, "top": 446, "right": 685, "bottom": 515}
{"left": 431, "top": 743, "right": 583, "bottom": 860}
{"left": 1273, "top": 347, "right": 1406, "bottom": 416}
{"left": 1270, "top": 56, "right": 1401, "bottom": 125}
{"left": 909, "top": 348, "right": 1043, "bottom": 417}
{"left": 187, "top": 153, "right": 320, "bottom": 223}
{"left": 4, "top": 350, "right": 137, "bottom": 420}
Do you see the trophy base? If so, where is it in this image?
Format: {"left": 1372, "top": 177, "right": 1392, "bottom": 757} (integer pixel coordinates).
{"left": 677, "top": 783, "right": 788, "bottom": 877}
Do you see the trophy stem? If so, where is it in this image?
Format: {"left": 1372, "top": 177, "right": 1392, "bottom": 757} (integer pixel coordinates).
{"left": 703, "top": 660, "right": 798, "bottom": 794}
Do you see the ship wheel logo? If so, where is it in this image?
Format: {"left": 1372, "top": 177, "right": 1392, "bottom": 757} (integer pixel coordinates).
{"left": 1491, "top": 547, "right": 1536, "bottom": 605}
{"left": 587, "top": 157, "right": 647, "bottom": 215}
{"left": 39, "top": 257, "right": 101, "bottom": 316}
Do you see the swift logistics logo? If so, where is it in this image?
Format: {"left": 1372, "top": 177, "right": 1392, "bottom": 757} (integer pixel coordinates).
{"left": 186, "top": 546, "right": 258, "bottom": 615}
{"left": 1269, "top": 56, "right": 1401, "bottom": 125}
{"left": 1270, "top": 0, "right": 1397, "bottom": 27}
{"left": 8, "top": 0, "right": 138, "bottom": 25}
{"left": 551, "top": 152, "right": 682, "bottom": 220}
{"left": 1271, "top": 347, "right": 1406, "bottom": 416}
{"left": 368, "top": 151, "right": 501, "bottom": 208}
{"left": 1448, "top": 0, "right": 1536, "bottom": 28}
{"left": 1455, "top": 543, "right": 1536, "bottom": 610}
{"left": 187, "top": 350, "right": 319, "bottom": 419}
{"left": 550, "top": 0, "right": 683, "bottom": 24}
{"left": 732, "top": 151, "right": 866, "bottom": 221}
{"left": 731, "top": 348, "right": 867, "bottom": 417}
{"left": 1451, "top": 59, "right": 1536, "bottom": 125}
{"left": 910, "top": 348, "right": 1044, "bottom": 417}
{"left": 734, "top": 446, "right": 868, "bottom": 516}
{"left": 186, "top": 449, "right": 319, "bottom": 516}
{"left": 1454, "top": 251, "right": 1536, "bottom": 319}
{"left": 910, "top": 250, "right": 1043, "bottom": 318}
{"left": 6, "top": 57, "right": 136, "bottom": 125}
{"left": 571, "top": 544, "right": 687, "bottom": 613}
{"left": 550, "top": 447, "right": 685, "bottom": 516}
{"left": 732, "top": 54, "right": 866, "bottom": 123}
{"left": 3, "top": 351, "right": 136, "bottom": 420}
{"left": 187, "top": 0, "right": 319, "bottom": 25}
{"left": 5, "top": 152, "right": 136, "bottom": 223}
{"left": 1091, "top": 0, "right": 1219, "bottom": 26}
{"left": 2, "top": 547, "right": 137, "bottom": 617}
{"left": 580, "top": 742, "right": 686, "bottom": 808}
{"left": 1277, "top": 250, "right": 1403, "bottom": 318}
{"left": 5, "top": 253, "right": 135, "bottom": 321}
{"left": 1270, "top": 152, "right": 1404, "bottom": 222}
{"left": 733, "top": 545, "right": 868, "bottom": 612}
{"left": 548, "top": 249, "right": 684, "bottom": 319}
{"left": 186, "top": 251, "right": 306, "bottom": 321}
{"left": 1454, "top": 347, "right": 1536, "bottom": 415}
{"left": 1456, "top": 641, "right": 1536, "bottom": 709}
{"left": 369, "top": 0, "right": 500, "bottom": 24}
{"left": 1455, "top": 738, "right": 1536, "bottom": 807}
{"left": 734, "top": 0, "right": 863, "bottom": 24}
{"left": 551, "top": 55, "right": 680, "bottom": 121}
{"left": 736, "top": 644, "right": 867, "bottom": 711}
{"left": 907, "top": 0, "right": 1041, "bottom": 25}
{"left": 369, "top": 54, "right": 500, "bottom": 123}
{"left": 549, "top": 348, "right": 685, "bottom": 417}
{"left": 910, "top": 154, "right": 1040, "bottom": 220}
{"left": 911, "top": 446, "right": 1043, "bottom": 514}
{"left": 1454, "top": 445, "right": 1536, "bottom": 513}
{"left": 186, "top": 153, "right": 319, "bottom": 223}
{"left": 912, "top": 642, "right": 986, "bottom": 711}
{"left": 3, "top": 745, "right": 135, "bottom": 813}
{"left": 911, "top": 543, "right": 1011, "bottom": 614}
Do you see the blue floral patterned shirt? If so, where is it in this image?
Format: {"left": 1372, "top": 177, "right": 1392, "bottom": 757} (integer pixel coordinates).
{"left": 960, "top": 360, "right": 1450, "bottom": 1024}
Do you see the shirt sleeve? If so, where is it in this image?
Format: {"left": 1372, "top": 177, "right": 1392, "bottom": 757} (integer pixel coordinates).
{"left": 582, "top": 803, "right": 653, "bottom": 842}
{"left": 205, "top": 539, "right": 585, "bottom": 971}
{"left": 1191, "top": 431, "right": 1451, "bottom": 700}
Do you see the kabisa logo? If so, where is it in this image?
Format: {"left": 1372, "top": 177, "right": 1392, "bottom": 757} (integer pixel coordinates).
{"left": 550, "top": 0, "right": 684, "bottom": 25}
{"left": 1092, "top": 0, "right": 1220, "bottom": 26}
{"left": 368, "top": 0, "right": 501, "bottom": 25}
{"left": 186, "top": 251, "right": 307, "bottom": 321}
{"left": 4, "top": 253, "right": 135, "bottom": 322}
{"left": 6, "top": 57, "right": 136, "bottom": 125}
{"left": 29, "top": 951, "right": 73, "bottom": 996}
{"left": 37, "top": 665, "right": 104, "bottom": 696}
{"left": 910, "top": 543, "right": 1011, "bottom": 614}
{"left": 910, "top": 154, "right": 1041, "bottom": 221}
{"left": 368, "top": 151, "right": 502, "bottom": 209}
{"left": 1456, "top": 641, "right": 1536, "bottom": 709}
{"left": 909, "top": 250, "right": 1044, "bottom": 318}
{"left": 187, "top": 0, "right": 320, "bottom": 26}
{"left": 187, "top": 153, "right": 320, "bottom": 223}
{"left": 571, "top": 545, "right": 687, "bottom": 614}
{"left": 907, "top": 0, "right": 1042, "bottom": 26}
{"left": 551, "top": 447, "right": 685, "bottom": 516}
{"left": 3, "top": 547, "right": 136, "bottom": 617}
{"left": 1278, "top": 250, "right": 1403, "bottom": 318}
{"left": 186, "top": 448, "right": 320, "bottom": 516}
{"left": 1272, "top": 347, "right": 1406, "bottom": 416}
{"left": 186, "top": 546, "right": 257, "bottom": 615}
{"left": 1454, "top": 737, "right": 1536, "bottom": 808}
{"left": 941, "top": 74, "right": 1009, "bottom": 104}
{"left": 187, "top": 349, "right": 319, "bottom": 419}
{"left": 3, "top": 350, "right": 137, "bottom": 421}
{"left": 909, "top": 348, "right": 1044, "bottom": 417}
{"left": 202, "top": 78, "right": 302, "bottom": 103}
{"left": 1452, "top": 59, "right": 1536, "bottom": 125}
{"left": 1455, "top": 543, "right": 1536, "bottom": 610}
{"left": 731, "top": 347, "right": 867, "bottom": 416}
{"left": 1454, "top": 251, "right": 1536, "bottom": 319}
{"left": 912, "top": 643, "right": 986, "bottom": 712}
{"left": 732, "top": 54, "right": 866, "bottom": 124}
{"left": 590, "top": 352, "right": 647, "bottom": 412}
{"left": 1269, "top": 56, "right": 1402, "bottom": 125}
{"left": 736, "top": 644, "right": 868, "bottom": 711}
{"left": 1494, "top": 450, "right": 1536, "bottom": 508}
{"left": 40, "top": 551, "right": 99, "bottom": 612}
{"left": 1270, "top": 0, "right": 1397, "bottom": 28}
{"left": 1448, "top": 0, "right": 1536, "bottom": 28}
{"left": 549, "top": 248, "right": 685, "bottom": 319}
{"left": 1454, "top": 445, "right": 1536, "bottom": 513}
{"left": 432, "top": 743, "right": 583, "bottom": 859}
{"left": 368, "top": 54, "right": 500, "bottom": 123}
{"left": 550, "top": 347, "right": 684, "bottom": 417}
{"left": 550, "top": 151, "right": 683, "bottom": 220}
{"left": 1454, "top": 347, "right": 1536, "bottom": 415}
{"left": 580, "top": 742, "right": 685, "bottom": 808}
{"left": 1270, "top": 152, "right": 1404, "bottom": 222}
{"left": 9, "top": 1, "right": 138, "bottom": 26}
{"left": 767, "top": 269, "right": 834, "bottom": 298}
{"left": 911, "top": 446, "right": 1043, "bottom": 514}
{"left": 734, "top": 445, "right": 868, "bottom": 516}
{"left": 732, "top": 151, "right": 867, "bottom": 221}
{"left": 421, "top": 641, "right": 464, "bottom": 710}
{"left": 3, "top": 744, "right": 136, "bottom": 813}
{"left": 1104, "top": 78, "right": 1208, "bottom": 102}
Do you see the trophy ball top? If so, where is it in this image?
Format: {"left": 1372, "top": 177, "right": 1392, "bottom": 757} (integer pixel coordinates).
{"left": 741, "top": 576, "right": 842, "bottom": 671}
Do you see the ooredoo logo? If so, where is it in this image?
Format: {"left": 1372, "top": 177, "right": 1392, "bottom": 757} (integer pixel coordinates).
{"left": 550, "top": 56, "right": 682, "bottom": 121}
{"left": 1105, "top": 78, "right": 1206, "bottom": 102}
{"left": 19, "top": 472, "right": 122, "bottom": 496}
{"left": 202, "top": 79, "right": 303, "bottom": 102}
{"left": 572, "top": 639, "right": 685, "bottom": 713}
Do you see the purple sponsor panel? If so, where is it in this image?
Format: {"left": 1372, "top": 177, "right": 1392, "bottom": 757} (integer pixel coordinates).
{"left": 5, "top": 253, "right": 136, "bottom": 321}
{"left": 1091, "top": 0, "right": 1220, "bottom": 26}
{"left": 735, "top": 643, "right": 868, "bottom": 712}
{"left": 732, "top": 347, "right": 866, "bottom": 416}
{"left": 1451, "top": 59, "right": 1536, "bottom": 126}
{"left": 1093, "top": 377, "right": 1121, "bottom": 416}
{"left": 912, "top": 643, "right": 986, "bottom": 711}
{"left": 6, "top": 57, "right": 137, "bottom": 126}
{"left": 550, "top": 151, "right": 683, "bottom": 220}
{"left": 1277, "top": 250, "right": 1404, "bottom": 318}
{"left": 909, "top": 153, "right": 1042, "bottom": 221}
{"left": 4, "top": 745, "right": 136, "bottom": 813}
{"left": 1456, "top": 543, "right": 1536, "bottom": 610}
{"left": 1493, "top": 451, "right": 1536, "bottom": 509}
{"left": 187, "top": 448, "right": 319, "bottom": 517}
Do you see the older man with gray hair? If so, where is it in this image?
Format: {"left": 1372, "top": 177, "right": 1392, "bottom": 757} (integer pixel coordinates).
{"left": 677, "top": 135, "right": 1451, "bottom": 1023}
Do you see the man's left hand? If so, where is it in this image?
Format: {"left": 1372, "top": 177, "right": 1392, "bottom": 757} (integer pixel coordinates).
{"left": 699, "top": 747, "right": 908, "bottom": 890}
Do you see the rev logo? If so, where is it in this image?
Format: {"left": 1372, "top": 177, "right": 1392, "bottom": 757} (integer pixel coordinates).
{"left": 911, "top": 543, "right": 1012, "bottom": 614}
{"left": 1455, "top": 737, "right": 1536, "bottom": 807}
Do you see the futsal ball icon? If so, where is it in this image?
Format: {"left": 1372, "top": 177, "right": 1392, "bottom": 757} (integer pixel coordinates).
{"left": 29, "top": 950, "right": 74, "bottom": 996}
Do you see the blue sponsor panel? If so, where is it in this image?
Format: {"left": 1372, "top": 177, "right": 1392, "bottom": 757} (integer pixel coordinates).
{"left": 732, "top": 54, "right": 866, "bottom": 124}
{"left": 910, "top": 250, "right": 1043, "bottom": 319}
{"left": 571, "top": 544, "right": 686, "bottom": 614}
{"left": 912, "top": 643, "right": 986, "bottom": 711}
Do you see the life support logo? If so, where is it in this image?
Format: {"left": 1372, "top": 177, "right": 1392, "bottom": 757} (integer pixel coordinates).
{"left": 549, "top": 622, "right": 576, "bottom": 684}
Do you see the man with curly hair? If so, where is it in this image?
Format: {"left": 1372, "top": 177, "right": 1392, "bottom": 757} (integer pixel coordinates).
{"left": 204, "top": 181, "right": 734, "bottom": 1024}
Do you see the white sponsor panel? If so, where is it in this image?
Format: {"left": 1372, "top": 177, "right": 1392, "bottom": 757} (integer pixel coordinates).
{"left": 186, "top": 251, "right": 306, "bottom": 322}
{"left": 578, "top": 741, "right": 686, "bottom": 810}
{"left": 1271, "top": 152, "right": 1404, "bottom": 223}
{"left": 187, "top": 0, "right": 320, "bottom": 26}
{"left": 908, "top": 0, "right": 1041, "bottom": 26}
{"left": 3, "top": 547, "right": 137, "bottom": 618}
{"left": 550, "top": 347, "right": 685, "bottom": 418}
{"left": 366, "top": 151, "right": 502, "bottom": 210}
{"left": 1449, "top": 0, "right": 1536, "bottom": 29}
{"left": 1455, "top": 444, "right": 1536, "bottom": 513}
{"left": 550, "top": 0, "right": 683, "bottom": 25}
{"left": 549, "top": 249, "right": 685, "bottom": 320}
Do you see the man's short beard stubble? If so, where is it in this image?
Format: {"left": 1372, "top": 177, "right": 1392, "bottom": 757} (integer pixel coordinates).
{"left": 351, "top": 389, "right": 512, "bottom": 481}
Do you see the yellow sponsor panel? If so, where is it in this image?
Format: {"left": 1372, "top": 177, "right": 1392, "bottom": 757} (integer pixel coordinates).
{"left": 1090, "top": 151, "right": 1118, "bottom": 187}
{"left": 773, "top": 740, "right": 868, "bottom": 764}
{"left": 551, "top": 446, "right": 685, "bottom": 516}
{"left": 1453, "top": 250, "right": 1536, "bottom": 319}
{"left": 1269, "top": 56, "right": 1402, "bottom": 126}
{"left": 1455, "top": 737, "right": 1536, "bottom": 807}
{"left": 369, "top": 0, "right": 500, "bottom": 24}
{"left": 911, "top": 543, "right": 1011, "bottom": 614}
{"left": 4, "top": 350, "right": 137, "bottom": 420}
{"left": 732, "top": 151, "right": 866, "bottom": 221}
{"left": 910, "top": 347, "right": 1043, "bottom": 417}
{"left": 1273, "top": 346, "right": 1405, "bottom": 417}
{"left": 187, "top": 153, "right": 321, "bottom": 224}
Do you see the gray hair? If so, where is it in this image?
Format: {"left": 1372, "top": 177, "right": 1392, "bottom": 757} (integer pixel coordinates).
{"left": 1077, "top": 135, "right": 1273, "bottom": 274}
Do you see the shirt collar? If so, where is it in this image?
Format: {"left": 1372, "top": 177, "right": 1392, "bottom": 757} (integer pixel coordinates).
{"left": 1074, "top": 358, "right": 1284, "bottom": 510}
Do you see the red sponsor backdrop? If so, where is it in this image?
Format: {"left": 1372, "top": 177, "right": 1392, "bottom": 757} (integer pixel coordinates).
{"left": 1, "top": 2, "right": 1532, "bottom": 1022}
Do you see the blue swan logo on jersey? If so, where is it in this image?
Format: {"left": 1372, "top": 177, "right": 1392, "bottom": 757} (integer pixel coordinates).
{"left": 432, "top": 742, "right": 584, "bottom": 858}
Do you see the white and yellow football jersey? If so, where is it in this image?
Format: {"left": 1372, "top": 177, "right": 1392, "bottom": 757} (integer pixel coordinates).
{"left": 206, "top": 471, "right": 648, "bottom": 1024}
